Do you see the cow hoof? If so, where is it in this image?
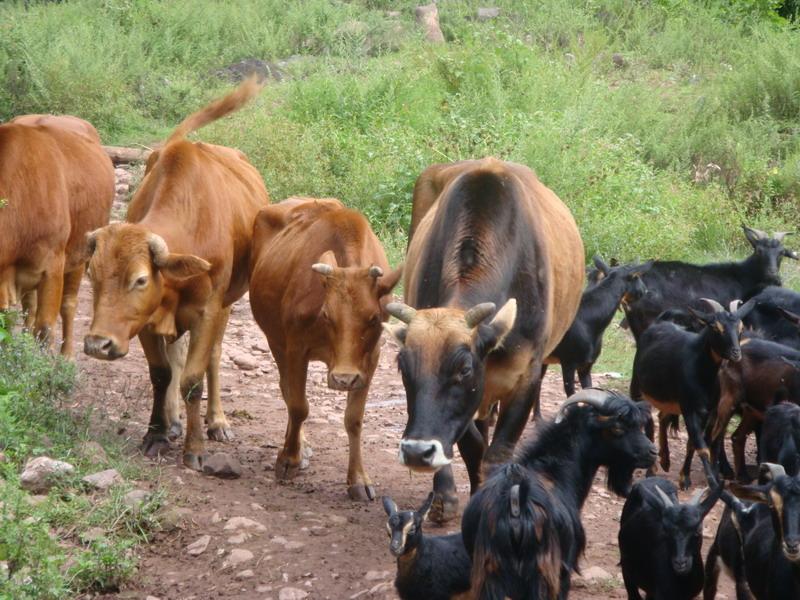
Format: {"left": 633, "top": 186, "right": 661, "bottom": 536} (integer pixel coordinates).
{"left": 428, "top": 493, "right": 459, "bottom": 524}
{"left": 141, "top": 434, "right": 171, "bottom": 457}
{"left": 207, "top": 426, "right": 233, "bottom": 442}
{"left": 275, "top": 454, "right": 309, "bottom": 481}
{"left": 679, "top": 474, "right": 691, "bottom": 491}
{"left": 183, "top": 452, "right": 207, "bottom": 471}
{"left": 168, "top": 421, "right": 183, "bottom": 441}
{"left": 302, "top": 445, "right": 313, "bottom": 460}
{"left": 348, "top": 484, "right": 375, "bottom": 502}
{"left": 660, "top": 457, "right": 671, "bottom": 472}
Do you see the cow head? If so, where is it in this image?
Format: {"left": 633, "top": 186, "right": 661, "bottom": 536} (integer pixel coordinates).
{"left": 743, "top": 225, "right": 798, "bottom": 286}
{"left": 384, "top": 299, "right": 517, "bottom": 471}
{"left": 83, "top": 223, "right": 210, "bottom": 359}
{"left": 311, "top": 251, "right": 402, "bottom": 391}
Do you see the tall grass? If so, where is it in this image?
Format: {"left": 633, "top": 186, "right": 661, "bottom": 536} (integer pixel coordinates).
{"left": 1, "top": 0, "right": 798, "bottom": 262}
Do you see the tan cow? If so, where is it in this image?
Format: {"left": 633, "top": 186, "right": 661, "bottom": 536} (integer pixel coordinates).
{"left": 0, "top": 115, "right": 114, "bottom": 354}
{"left": 249, "top": 198, "right": 402, "bottom": 500}
{"left": 385, "top": 158, "right": 585, "bottom": 521}
{"left": 83, "top": 77, "right": 270, "bottom": 470}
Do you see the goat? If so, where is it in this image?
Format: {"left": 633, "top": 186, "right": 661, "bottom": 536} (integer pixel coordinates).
{"left": 761, "top": 402, "right": 800, "bottom": 476}
{"left": 717, "top": 463, "right": 800, "bottom": 599}
{"left": 382, "top": 493, "right": 471, "bottom": 600}
{"left": 710, "top": 340, "right": 800, "bottom": 481}
{"left": 461, "top": 389, "right": 657, "bottom": 599}
{"left": 619, "top": 477, "right": 721, "bottom": 599}
{"left": 744, "top": 286, "right": 800, "bottom": 349}
{"left": 631, "top": 297, "right": 754, "bottom": 489}
{"left": 623, "top": 226, "right": 796, "bottom": 342}
{"left": 545, "top": 256, "right": 651, "bottom": 397}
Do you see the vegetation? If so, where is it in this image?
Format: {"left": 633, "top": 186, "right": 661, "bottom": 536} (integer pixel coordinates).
{"left": 0, "top": 316, "right": 163, "bottom": 599}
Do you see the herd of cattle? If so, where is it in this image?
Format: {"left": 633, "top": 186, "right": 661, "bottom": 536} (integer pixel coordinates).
{"left": 3, "top": 77, "right": 800, "bottom": 599}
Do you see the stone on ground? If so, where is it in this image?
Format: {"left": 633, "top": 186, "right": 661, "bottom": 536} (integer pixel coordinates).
{"left": 82, "top": 468, "right": 123, "bottom": 491}
{"left": 20, "top": 456, "right": 75, "bottom": 493}
{"left": 203, "top": 453, "right": 243, "bottom": 479}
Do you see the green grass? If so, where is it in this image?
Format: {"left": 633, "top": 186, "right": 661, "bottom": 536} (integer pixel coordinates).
{"left": 0, "top": 316, "right": 164, "bottom": 600}
{"left": 2, "top": 0, "right": 799, "bottom": 262}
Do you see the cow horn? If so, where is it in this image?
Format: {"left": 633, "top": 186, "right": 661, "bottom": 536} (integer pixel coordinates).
{"left": 464, "top": 302, "right": 497, "bottom": 328}
{"left": 385, "top": 302, "right": 417, "bottom": 324}
{"left": 689, "top": 487, "right": 707, "bottom": 506}
{"left": 655, "top": 485, "right": 675, "bottom": 508}
{"left": 147, "top": 233, "right": 170, "bottom": 267}
{"left": 368, "top": 266, "right": 383, "bottom": 279}
{"left": 311, "top": 263, "right": 334, "bottom": 276}
{"left": 700, "top": 298, "right": 725, "bottom": 313}
{"left": 554, "top": 388, "right": 612, "bottom": 423}
{"left": 760, "top": 462, "right": 786, "bottom": 482}
{"left": 774, "top": 231, "right": 794, "bottom": 242}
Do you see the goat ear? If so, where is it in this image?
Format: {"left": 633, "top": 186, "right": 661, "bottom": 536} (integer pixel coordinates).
{"left": 784, "top": 248, "right": 800, "bottom": 260}
{"left": 743, "top": 225, "right": 767, "bottom": 247}
{"left": 382, "top": 322, "right": 407, "bottom": 345}
{"left": 687, "top": 306, "right": 711, "bottom": 326}
{"left": 417, "top": 492, "right": 435, "bottom": 521}
{"left": 593, "top": 255, "right": 610, "bottom": 276}
{"left": 729, "top": 482, "right": 770, "bottom": 504}
{"left": 778, "top": 307, "right": 800, "bottom": 326}
{"left": 382, "top": 496, "right": 398, "bottom": 517}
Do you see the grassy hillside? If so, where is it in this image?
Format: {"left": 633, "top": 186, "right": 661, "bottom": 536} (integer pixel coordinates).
{"left": 2, "top": 0, "right": 799, "bottom": 265}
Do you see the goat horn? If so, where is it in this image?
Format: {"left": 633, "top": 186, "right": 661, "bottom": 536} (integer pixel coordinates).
{"left": 368, "top": 266, "right": 383, "bottom": 279}
{"left": 729, "top": 300, "right": 742, "bottom": 313}
{"left": 509, "top": 484, "right": 521, "bottom": 518}
{"left": 700, "top": 298, "right": 725, "bottom": 313}
{"left": 464, "top": 302, "right": 496, "bottom": 328}
{"left": 655, "top": 485, "right": 675, "bottom": 508}
{"left": 554, "top": 388, "right": 611, "bottom": 423}
{"left": 744, "top": 225, "right": 769, "bottom": 241}
{"left": 760, "top": 462, "right": 787, "bottom": 482}
{"left": 385, "top": 302, "right": 417, "bottom": 324}
{"left": 774, "top": 231, "right": 794, "bottom": 241}
{"left": 147, "top": 233, "right": 170, "bottom": 267}
{"left": 311, "top": 263, "right": 334, "bottom": 276}
{"left": 689, "top": 487, "right": 707, "bottom": 506}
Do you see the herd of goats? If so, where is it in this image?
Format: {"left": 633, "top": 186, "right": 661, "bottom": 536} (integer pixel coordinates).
{"left": 2, "top": 77, "right": 800, "bottom": 599}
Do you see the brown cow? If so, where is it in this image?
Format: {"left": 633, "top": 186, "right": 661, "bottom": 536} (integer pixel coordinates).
{"left": 385, "top": 158, "right": 585, "bottom": 521}
{"left": 0, "top": 115, "right": 114, "bottom": 354}
{"left": 83, "top": 77, "right": 270, "bottom": 470}
{"left": 249, "top": 198, "right": 402, "bottom": 500}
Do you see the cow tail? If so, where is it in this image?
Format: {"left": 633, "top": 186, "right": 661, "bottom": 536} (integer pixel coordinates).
{"left": 166, "top": 75, "right": 264, "bottom": 144}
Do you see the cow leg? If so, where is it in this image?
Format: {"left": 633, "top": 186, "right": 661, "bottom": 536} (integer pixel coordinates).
{"left": 21, "top": 290, "right": 36, "bottom": 330}
{"left": 532, "top": 364, "right": 548, "bottom": 419}
{"left": 561, "top": 363, "right": 576, "bottom": 397}
{"left": 577, "top": 364, "right": 592, "bottom": 390}
{"left": 485, "top": 372, "right": 539, "bottom": 467}
{"left": 165, "top": 335, "right": 188, "bottom": 440}
{"left": 139, "top": 330, "right": 173, "bottom": 457}
{"left": 33, "top": 255, "right": 65, "bottom": 350}
{"left": 206, "top": 306, "right": 233, "bottom": 442}
{"left": 458, "top": 421, "right": 486, "bottom": 495}
{"left": 58, "top": 268, "right": 82, "bottom": 358}
{"left": 430, "top": 466, "right": 459, "bottom": 524}
{"left": 343, "top": 350, "right": 378, "bottom": 502}
{"left": 275, "top": 346, "right": 311, "bottom": 480}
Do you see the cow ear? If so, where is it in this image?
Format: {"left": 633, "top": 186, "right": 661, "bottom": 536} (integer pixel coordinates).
{"left": 383, "top": 322, "right": 407, "bottom": 345}
{"left": 377, "top": 264, "right": 403, "bottom": 298}
{"left": 158, "top": 253, "right": 211, "bottom": 281}
{"left": 317, "top": 251, "right": 338, "bottom": 269}
{"left": 476, "top": 298, "right": 517, "bottom": 356}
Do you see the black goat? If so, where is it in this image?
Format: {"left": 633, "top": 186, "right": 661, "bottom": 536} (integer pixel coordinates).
{"left": 716, "top": 463, "right": 800, "bottom": 599}
{"left": 619, "top": 477, "right": 721, "bottom": 600}
{"left": 631, "top": 297, "right": 754, "bottom": 489}
{"left": 382, "top": 493, "right": 471, "bottom": 600}
{"left": 762, "top": 402, "right": 800, "bottom": 476}
{"left": 546, "top": 256, "right": 651, "bottom": 397}
{"left": 744, "top": 286, "right": 800, "bottom": 349}
{"left": 461, "top": 389, "right": 657, "bottom": 599}
{"left": 623, "top": 226, "right": 796, "bottom": 341}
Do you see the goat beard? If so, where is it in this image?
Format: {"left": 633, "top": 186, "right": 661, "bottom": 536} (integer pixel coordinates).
{"left": 606, "top": 462, "right": 637, "bottom": 497}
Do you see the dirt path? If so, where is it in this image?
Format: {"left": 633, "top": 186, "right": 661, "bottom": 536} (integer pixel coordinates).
{"left": 71, "top": 286, "right": 740, "bottom": 600}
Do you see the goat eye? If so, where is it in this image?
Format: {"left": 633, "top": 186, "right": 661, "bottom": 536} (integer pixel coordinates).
{"left": 612, "top": 425, "right": 625, "bottom": 436}
{"left": 407, "top": 526, "right": 416, "bottom": 536}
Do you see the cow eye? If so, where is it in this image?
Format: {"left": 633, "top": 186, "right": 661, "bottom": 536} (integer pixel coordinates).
{"left": 133, "top": 275, "right": 148, "bottom": 289}
{"left": 368, "top": 314, "right": 380, "bottom": 327}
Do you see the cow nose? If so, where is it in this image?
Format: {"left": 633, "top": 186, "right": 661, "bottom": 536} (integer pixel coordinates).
{"left": 328, "top": 371, "right": 363, "bottom": 391}
{"left": 399, "top": 439, "right": 450, "bottom": 470}
{"left": 84, "top": 335, "right": 114, "bottom": 359}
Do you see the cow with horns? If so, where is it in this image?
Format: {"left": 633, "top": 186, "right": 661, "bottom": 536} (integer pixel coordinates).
{"left": 384, "top": 158, "right": 585, "bottom": 522}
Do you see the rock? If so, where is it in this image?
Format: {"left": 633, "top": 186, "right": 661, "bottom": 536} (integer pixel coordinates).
{"left": 328, "top": 515, "right": 347, "bottom": 525}
{"left": 158, "top": 506, "right": 193, "bottom": 531}
{"left": 236, "top": 569, "right": 254, "bottom": 580}
{"left": 580, "top": 566, "right": 612, "bottom": 581}
{"left": 20, "top": 456, "right": 75, "bottom": 493}
{"left": 232, "top": 353, "right": 259, "bottom": 371}
{"left": 203, "top": 453, "right": 242, "bottom": 479}
{"left": 210, "top": 511, "right": 222, "bottom": 524}
{"left": 364, "top": 570, "right": 390, "bottom": 581}
{"left": 186, "top": 534, "right": 211, "bottom": 556}
{"left": 214, "top": 58, "right": 287, "bottom": 83}
{"left": 415, "top": 4, "right": 445, "bottom": 43}
{"left": 223, "top": 548, "right": 254, "bottom": 567}
{"left": 612, "top": 53, "right": 627, "bottom": 69}
{"left": 75, "top": 441, "right": 108, "bottom": 465}
{"left": 82, "top": 468, "right": 123, "bottom": 491}
{"left": 80, "top": 527, "right": 106, "bottom": 542}
{"left": 227, "top": 532, "right": 248, "bottom": 544}
{"left": 386, "top": 10, "right": 401, "bottom": 17}
{"left": 251, "top": 341, "right": 269, "bottom": 353}
{"left": 279, "top": 588, "right": 308, "bottom": 600}
{"left": 115, "top": 183, "right": 129, "bottom": 194}
{"left": 477, "top": 7, "right": 500, "bottom": 20}
{"left": 285, "top": 541, "right": 305, "bottom": 551}
{"left": 145, "top": 596, "right": 161, "bottom": 600}
{"left": 224, "top": 516, "right": 266, "bottom": 532}
{"left": 122, "top": 489, "right": 151, "bottom": 510}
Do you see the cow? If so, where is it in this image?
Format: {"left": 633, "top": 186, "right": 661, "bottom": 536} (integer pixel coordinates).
{"left": 0, "top": 114, "right": 114, "bottom": 355}
{"left": 249, "top": 197, "right": 402, "bottom": 500}
{"left": 83, "top": 77, "right": 270, "bottom": 470}
{"left": 384, "top": 158, "right": 585, "bottom": 522}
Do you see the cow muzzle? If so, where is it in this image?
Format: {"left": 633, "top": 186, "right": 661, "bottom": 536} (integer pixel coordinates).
{"left": 398, "top": 439, "right": 451, "bottom": 471}
{"left": 327, "top": 370, "right": 365, "bottom": 391}
{"left": 84, "top": 334, "right": 127, "bottom": 360}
